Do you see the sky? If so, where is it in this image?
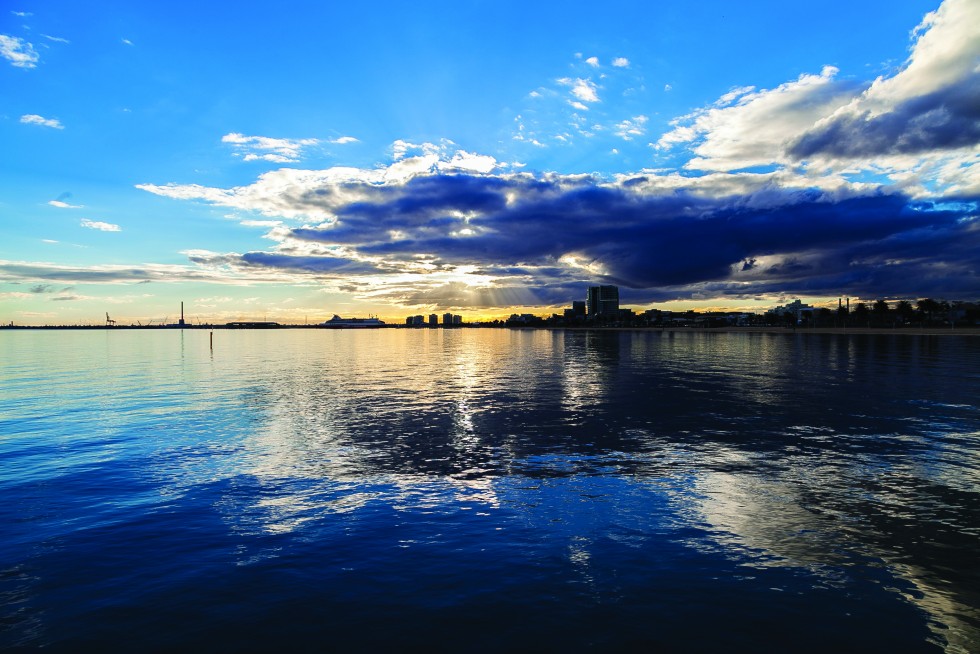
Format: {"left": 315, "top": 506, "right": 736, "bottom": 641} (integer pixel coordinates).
{"left": 1, "top": 0, "right": 978, "bottom": 325}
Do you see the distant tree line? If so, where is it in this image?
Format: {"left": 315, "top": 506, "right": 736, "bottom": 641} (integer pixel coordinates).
{"left": 769, "top": 299, "right": 979, "bottom": 329}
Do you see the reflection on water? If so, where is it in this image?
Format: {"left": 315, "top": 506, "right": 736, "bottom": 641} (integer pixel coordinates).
{"left": 1, "top": 329, "right": 978, "bottom": 651}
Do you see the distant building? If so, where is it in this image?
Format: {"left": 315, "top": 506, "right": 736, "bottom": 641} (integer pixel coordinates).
{"left": 406, "top": 315, "right": 426, "bottom": 326}
{"left": 428, "top": 314, "right": 439, "bottom": 327}
{"left": 507, "top": 313, "right": 543, "bottom": 326}
{"left": 587, "top": 285, "right": 619, "bottom": 317}
{"left": 441, "top": 313, "right": 462, "bottom": 326}
{"left": 572, "top": 301, "right": 586, "bottom": 317}
{"left": 767, "top": 299, "right": 814, "bottom": 323}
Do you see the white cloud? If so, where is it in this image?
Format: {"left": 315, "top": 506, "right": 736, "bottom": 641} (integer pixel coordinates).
{"left": 222, "top": 132, "right": 319, "bottom": 163}
{"left": 122, "top": 39, "right": 134, "bottom": 46}
{"left": 654, "top": 66, "right": 853, "bottom": 170}
{"left": 80, "top": 219, "right": 121, "bottom": 232}
{"left": 612, "top": 57, "right": 630, "bottom": 68}
{"left": 11, "top": 11, "right": 32, "bottom": 17}
{"left": 614, "top": 115, "right": 648, "bottom": 140}
{"left": 330, "top": 136, "right": 359, "bottom": 144}
{"left": 391, "top": 139, "right": 446, "bottom": 161}
{"left": 48, "top": 200, "right": 82, "bottom": 209}
{"left": 241, "top": 219, "right": 283, "bottom": 228}
{"left": 21, "top": 114, "right": 63, "bottom": 129}
{"left": 42, "top": 34, "right": 70, "bottom": 44}
{"left": 446, "top": 151, "right": 498, "bottom": 173}
{"left": 648, "top": 0, "right": 978, "bottom": 198}
{"left": 0, "top": 35, "right": 39, "bottom": 68}
{"left": 138, "top": 146, "right": 503, "bottom": 223}
{"left": 875, "top": 0, "right": 978, "bottom": 106}
{"left": 243, "top": 153, "right": 292, "bottom": 163}
{"left": 569, "top": 100, "right": 589, "bottom": 111}
{"left": 585, "top": 56, "right": 599, "bottom": 67}
{"left": 558, "top": 77, "right": 600, "bottom": 105}
{"left": 664, "top": 83, "right": 672, "bottom": 92}
{"left": 788, "top": 0, "right": 980, "bottom": 165}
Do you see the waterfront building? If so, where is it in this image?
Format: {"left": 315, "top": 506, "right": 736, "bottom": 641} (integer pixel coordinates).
{"left": 587, "top": 285, "right": 620, "bottom": 317}
{"left": 429, "top": 314, "right": 438, "bottom": 326}
{"left": 767, "top": 299, "right": 815, "bottom": 323}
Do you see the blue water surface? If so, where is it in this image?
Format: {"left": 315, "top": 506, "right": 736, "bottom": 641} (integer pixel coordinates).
{"left": 1, "top": 329, "right": 978, "bottom": 651}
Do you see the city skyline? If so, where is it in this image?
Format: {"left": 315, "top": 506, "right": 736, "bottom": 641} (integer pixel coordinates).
{"left": 2, "top": 0, "right": 978, "bottom": 325}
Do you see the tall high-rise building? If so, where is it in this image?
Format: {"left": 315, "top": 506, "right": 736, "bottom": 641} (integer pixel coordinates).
{"left": 428, "top": 314, "right": 439, "bottom": 326}
{"left": 587, "top": 285, "right": 619, "bottom": 317}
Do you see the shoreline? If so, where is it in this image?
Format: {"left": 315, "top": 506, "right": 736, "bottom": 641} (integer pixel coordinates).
{"left": 2, "top": 325, "right": 978, "bottom": 336}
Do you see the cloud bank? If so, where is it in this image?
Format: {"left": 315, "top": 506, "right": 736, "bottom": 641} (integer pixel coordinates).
{"left": 136, "top": 150, "right": 978, "bottom": 309}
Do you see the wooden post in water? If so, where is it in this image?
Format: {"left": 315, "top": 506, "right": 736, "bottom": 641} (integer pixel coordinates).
{"left": 210, "top": 331, "right": 213, "bottom": 350}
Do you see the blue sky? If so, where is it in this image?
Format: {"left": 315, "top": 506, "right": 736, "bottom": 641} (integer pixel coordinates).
{"left": 2, "top": 0, "right": 977, "bottom": 324}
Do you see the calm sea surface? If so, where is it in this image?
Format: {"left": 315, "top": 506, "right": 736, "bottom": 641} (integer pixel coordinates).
{"left": 1, "top": 329, "right": 978, "bottom": 652}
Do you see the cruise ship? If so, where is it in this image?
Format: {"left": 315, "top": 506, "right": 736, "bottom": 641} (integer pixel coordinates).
{"left": 320, "top": 315, "right": 385, "bottom": 328}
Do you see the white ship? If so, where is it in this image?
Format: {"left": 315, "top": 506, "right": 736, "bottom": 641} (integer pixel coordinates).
{"left": 320, "top": 314, "right": 385, "bottom": 328}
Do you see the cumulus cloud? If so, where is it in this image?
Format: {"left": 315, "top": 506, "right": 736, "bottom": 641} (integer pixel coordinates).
{"left": 20, "top": 114, "right": 63, "bottom": 129}
{"left": 222, "top": 132, "right": 319, "bottom": 163}
{"left": 80, "top": 219, "right": 121, "bottom": 232}
{"left": 612, "top": 57, "right": 629, "bottom": 68}
{"left": 330, "top": 136, "right": 359, "bottom": 144}
{"left": 0, "top": 34, "right": 38, "bottom": 68}
{"left": 789, "top": 0, "right": 980, "bottom": 160}
{"left": 585, "top": 56, "right": 599, "bottom": 67}
{"left": 48, "top": 200, "right": 82, "bottom": 209}
{"left": 656, "top": 66, "right": 859, "bottom": 171}
{"left": 656, "top": 0, "right": 978, "bottom": 194}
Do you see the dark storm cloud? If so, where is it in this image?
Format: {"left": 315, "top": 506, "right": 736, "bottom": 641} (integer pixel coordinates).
{"left": 789, "top": 75, "right": 980, "bottom": 158}
{"left": 283, "top": 171, "right": 979, "bottom": 300}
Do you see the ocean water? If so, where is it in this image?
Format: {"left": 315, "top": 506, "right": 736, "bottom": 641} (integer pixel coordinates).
{"left": 1, "top": 328, "right": 978, "bottom": 652}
